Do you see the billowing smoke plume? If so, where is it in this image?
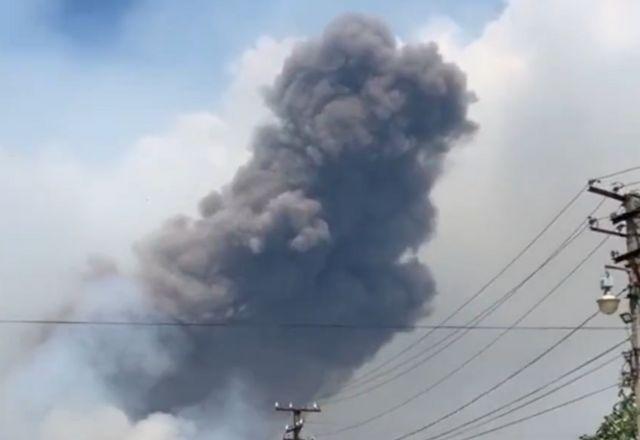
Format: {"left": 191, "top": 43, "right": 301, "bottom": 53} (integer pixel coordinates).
{"left": 0, "top": 14, "right": 475, "bottom": 439}
{"left": 130, "top": 13, "right": 475, "bottom": 418}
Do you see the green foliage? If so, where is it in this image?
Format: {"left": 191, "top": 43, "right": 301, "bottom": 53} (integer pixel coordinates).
{"left": 580, "top": 392, "right": 636, "bottom": 440}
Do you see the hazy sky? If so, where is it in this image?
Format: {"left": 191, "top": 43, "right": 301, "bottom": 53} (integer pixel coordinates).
{"left": 2, "top": 1, "right": 640, "bottom": 440}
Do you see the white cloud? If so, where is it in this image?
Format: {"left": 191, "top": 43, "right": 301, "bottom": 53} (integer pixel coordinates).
{"left": 0, "top": 34, "right": 296, "bottom": 439}
{"left": 414, "top": 15, "right": 463, "bottom": 57}
{"left": 422, "top": 0, "right": 640, "bottom": 273}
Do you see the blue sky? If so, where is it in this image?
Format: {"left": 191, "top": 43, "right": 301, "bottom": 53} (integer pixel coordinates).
{"left": 0, "top": 0, "right": 503, "bottom": 160}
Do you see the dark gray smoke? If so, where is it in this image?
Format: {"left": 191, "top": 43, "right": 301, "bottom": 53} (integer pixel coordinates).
{"left": 134, "top": 13, "right": 475, "bottom": 419}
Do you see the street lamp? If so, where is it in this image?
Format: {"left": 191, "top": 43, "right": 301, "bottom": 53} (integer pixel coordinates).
{"left": 597, "top": 270, "right": 621, "bottom": 315}
{"left": 597, "top": 293, "right": 620, "bottom": 315}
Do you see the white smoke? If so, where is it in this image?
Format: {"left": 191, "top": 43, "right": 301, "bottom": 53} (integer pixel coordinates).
{"left": 41, "top": 408, "right": 187, "bottom": 440}
{"left": 0, "top": 35, "right": 295, "bottom": 440}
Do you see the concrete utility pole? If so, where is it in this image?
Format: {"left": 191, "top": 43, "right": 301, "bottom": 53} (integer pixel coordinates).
{"left": 275, "top": 402, "right": 321, "bottom": 440}
{"left": 625, "top": 193, "right": 640, "bottom": 438}
{"left": 589, "top": 182, "right": 640, "bottom": 439}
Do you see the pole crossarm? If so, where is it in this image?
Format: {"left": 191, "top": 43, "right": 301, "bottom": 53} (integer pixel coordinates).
{"left": 588, "top": 184, "right": 626, "bottom": 201}
{"left": 612, "top": 207, "right": 640, "bottom": 225}
{"left": 614, "top": 248, "right": 640, "bottom": 264}
{"left": 275, "top": 402, "right": 321, "bottom": 440}
{"left": 589, "top": 226, "right": 629, "bottom": 238}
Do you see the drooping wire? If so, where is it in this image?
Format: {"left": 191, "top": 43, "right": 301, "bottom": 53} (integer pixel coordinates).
{"left": 438, "top": 383, "right": 617, "bottom": 440}
{"left": 333, "top": 187, "right": 587, "bottom": 390}
{"left": 437, "top": 357, "right": 618, "bottom": 439}
{"left": 315, "top": 342, "right": 625, "bottom": 439}
{"left": 321, "top": 224, "right": 590, "bottom": 406}
{"left": 387, "top": 278, "right": 620, "bottom": 440}
{"left": 317, "top": 235, "right": 609, "bottom": 436}
{"left": 593, "top": 165, "right": 640, "bottom": 181}
{"left": 425, "top": 340, "right": 626, "bottom": 440}
{"left": 326, "top": 196, "right": 608, "bottom": 401}
{"left": 322, "top": 198, "right": 607, "bottom": 405}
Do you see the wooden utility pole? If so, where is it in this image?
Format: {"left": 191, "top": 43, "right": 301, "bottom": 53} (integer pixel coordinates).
{"left": 275, "top": 402, "right": 321, "bottom": 440}
{"left": 589, "top": 182, "right": 640, "bottom": 439}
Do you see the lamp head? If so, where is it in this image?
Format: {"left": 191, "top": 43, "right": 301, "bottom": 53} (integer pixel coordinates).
{"left": 597, "top": 293, "right": 620, "bottom": 315}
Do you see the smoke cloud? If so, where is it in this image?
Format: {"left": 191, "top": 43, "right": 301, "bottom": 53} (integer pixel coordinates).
{"left": 132, "top": 13, "right": 475, "bottom": 418}
{"left": 0, "top": 13, "right": 475, "bottom": 439}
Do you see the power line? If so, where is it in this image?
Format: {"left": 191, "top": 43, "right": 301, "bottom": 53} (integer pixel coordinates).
{"left": 442, "top": 384, "right": 617, "bottom": 440}
{"left": 321, "top": 218, "right": 598, "bottom": 406}
{"left": 388, "top": 282, "right": 622, "bottom": 440}
{"left": 0, "top": 319, "right": 627, "bottom": 331}
{"left": 593, "top": 165, "right": 640, "bottom": 181}
{"left": 439, "top": 356, "right": 619, "bottom": 440}
{"left": 317, "top": 235, "right": 609, "bottom": 435}
{"left": 321, "top": 225, "right": 587, "bottom": 403}
{"left": 423, "top": 340, "right": 626, "bottom": 440}
{"left": 328, "top": 196, "right": 608, "bottom": 398}
{"left": 337, "top": 186, "right": 587, "bottom": 388}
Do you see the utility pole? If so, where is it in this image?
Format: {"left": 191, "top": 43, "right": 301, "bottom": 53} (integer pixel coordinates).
{"left": 625, "top": 192, "right": 640, "bottom": 439}
{"left": 589, "top": 180, "right": 640, "bottom": 439}
{"left": 275, "top": 402, "right": 321, "bottom": 440}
